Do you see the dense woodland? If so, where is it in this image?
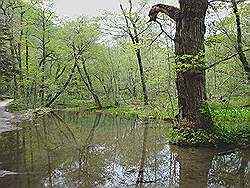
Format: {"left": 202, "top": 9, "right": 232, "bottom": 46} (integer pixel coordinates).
{"left": 0, "top": 0, "right": 249, "bottom": 144}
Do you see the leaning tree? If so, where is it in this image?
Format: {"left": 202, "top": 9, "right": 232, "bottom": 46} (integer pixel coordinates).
{"left": 148, "top": 0, "right": 213, "bottom": 129}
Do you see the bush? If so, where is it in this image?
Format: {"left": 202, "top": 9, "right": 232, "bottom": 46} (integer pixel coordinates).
{"left": 8, "top": 98, "right": 27, "bottom": 112}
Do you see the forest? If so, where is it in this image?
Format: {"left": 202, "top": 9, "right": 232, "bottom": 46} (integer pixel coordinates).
{"left": 0, "top": 0, "right": 249, "bottom": 187}
{"left": 0, "top": 0, "right": 250, "bottom": 142}
{"left": 0, "top": 0, "right": 249, "bottom": 143}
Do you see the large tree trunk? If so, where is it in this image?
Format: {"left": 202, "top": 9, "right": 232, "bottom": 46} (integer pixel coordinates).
{"left": 175, "top": 0, "right": 212, "bottom": 128}
{"left": 149, "top": 0, "right": 213, "bottom": 129}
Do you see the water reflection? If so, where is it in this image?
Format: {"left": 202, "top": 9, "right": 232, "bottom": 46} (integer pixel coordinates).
{"left": 0, "top": 112, "right": 249, "bottom": 188}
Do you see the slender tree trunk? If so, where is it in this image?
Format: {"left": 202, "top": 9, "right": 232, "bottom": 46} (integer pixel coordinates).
{"left": 25, "top": 32, "right": 29, "bottom": 106}
{"left": 17, "top": 13, "right": 24, "bottom": 81}
{"left": 9, "top": 37, "right": 18, "bottom": 100}
{"left": 77, "top": 60, "right": 102, "bottom": 110}
{"left": 40, "top": 11, "right": 47, "bottom": 106}
{"left": 120, "top": 3, "right": 149, "bottom": 105}
{"left": 17, "top": 44, "right": 23, "bottom": 81}
{"left": 25, "top": 32, "right": 29, "bottom": 81}
{"left": 232, "top": 0, "right": 250, "bottom": 82}
{"left": 46, "top": 63, "right": 77, "bottom": 107}
{"left": 136, "top": 49, "right": 149, "bottom": 105}
{"left": 71, "top": 44, "right": 102, "bottom": 109}
{"left": 128, "top": 70, "right": 137, "bottom": 98}
{"left": 33, "top": 81, "right": 37, "bottom": 109}
{"left": 81, "top": 59, "right": 102, "bottom": 109}
{"left": 41, "top": 61, "right": 45, "bottom": 105}
{"left": 133, "top": 18, "right": 149, "bottom": 105}
{"left": 12, "top": 61, "right": 17, "bottom": 100}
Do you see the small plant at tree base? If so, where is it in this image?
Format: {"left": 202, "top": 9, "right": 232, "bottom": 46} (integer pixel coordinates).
{"left": 168, "top": 127, "right": 217, "bottom": 146}
{"left": 168, "top": 105, "right": 250, "bottom": 146}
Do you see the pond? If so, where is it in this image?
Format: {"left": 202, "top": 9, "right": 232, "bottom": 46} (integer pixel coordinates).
{"left": 0, "top": 111, "right": 249, "bottom": 188}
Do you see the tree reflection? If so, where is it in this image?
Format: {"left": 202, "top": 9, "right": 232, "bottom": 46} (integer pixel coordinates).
{"left": 136, "top": 123, "right": 149, "bottom": 188}
{"left": 170, "top": 145, "right": 250, "bottom": 188}
{"left": 209, "top": 148, "right": 250, "bottom": 188}
{"left": 171, "top": 146, "right": 215, "bottom": 188}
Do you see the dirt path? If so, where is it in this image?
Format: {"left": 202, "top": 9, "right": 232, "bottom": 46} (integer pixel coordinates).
{"left": 0, "top": 99, "right": 18, "bottom": 134}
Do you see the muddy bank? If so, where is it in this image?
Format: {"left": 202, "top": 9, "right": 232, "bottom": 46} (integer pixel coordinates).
{"left": 0, "top": 99, "right": 19, "bottom": 134}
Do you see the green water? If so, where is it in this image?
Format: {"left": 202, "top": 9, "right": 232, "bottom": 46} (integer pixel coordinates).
{"left": 0, "top": 111, "right": 249, "bottom": 188}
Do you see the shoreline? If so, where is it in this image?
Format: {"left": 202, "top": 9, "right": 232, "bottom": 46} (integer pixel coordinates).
{"left": 0, "top": 99, "right": 18, "bottom": 134}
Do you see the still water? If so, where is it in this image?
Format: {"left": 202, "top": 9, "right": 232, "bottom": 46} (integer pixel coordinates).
{"left": 0, "top": 111, "right": 249, "bottom": 188}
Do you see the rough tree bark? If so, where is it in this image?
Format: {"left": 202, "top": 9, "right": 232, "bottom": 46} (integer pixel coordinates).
{"left": 149, "top": 0, "right": 213, "bottom": 129}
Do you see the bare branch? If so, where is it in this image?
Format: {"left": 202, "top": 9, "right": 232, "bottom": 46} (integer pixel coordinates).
{"left": 155, "top": 20, "right": 175, "bottom": 41}
{"left": 148, "top": 31, "right": 163, "bottom": 46}
{"left": 148, "top": 4, "right": 181, "bottom": 22}
{"left": 120, "top": 4, "right": 135, "bottom": 43}
{"left": 205, "top": 48, "right": 250, "bottom": 69}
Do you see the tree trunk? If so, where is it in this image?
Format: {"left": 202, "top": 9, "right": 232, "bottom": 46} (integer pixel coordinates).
{"left": 149, "top": 0, "right": 213, "bottom": 129}
{"left": 232, "top": 0, "right": 250, "bottom": 82}
{"left": 175, "top": 0, "right": 212, "bottom": 128}
{"left": 40, "top": 10, "right": 47, "bottom": 106}
{"left": 120, "top": 3, "right": 149, "bottom": 105}
{"left": 25, "top": 32, "right": 30, "bottom": 105}
{"left": 9, "top": 37, "right": 18, "bottom": 100}
{"left": 136, "top": 49, "right": 149, "bottom": 105}
{"left": 81, "top": 58, "right": 102, "bottom": 109}
{"left": 25, "top": 33, "right": 29, "bottom": 81}
{"left": 17, "top": 12, "right": 25, "bottom": 81}
{"left": 72, "top": 43, "right": 102, "bottom": 110}
{"left": 46, "top": 63, "right": 77, "bottom": 107}
{"left": 77, "top": 61, "right": 102, "bottom": 110}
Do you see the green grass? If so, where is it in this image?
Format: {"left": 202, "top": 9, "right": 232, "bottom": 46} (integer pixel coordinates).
{"left": 168, "top": 104, "right": 250, "bottom": 146}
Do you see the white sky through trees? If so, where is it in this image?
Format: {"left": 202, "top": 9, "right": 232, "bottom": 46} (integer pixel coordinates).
{"left": 54, "top": 0, "right": 178, "bottom": 18}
